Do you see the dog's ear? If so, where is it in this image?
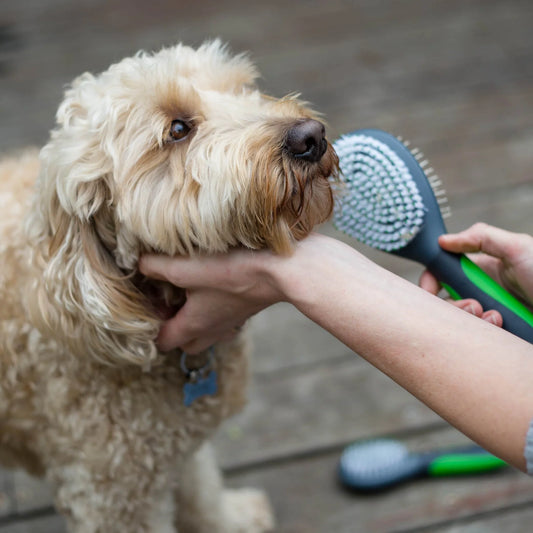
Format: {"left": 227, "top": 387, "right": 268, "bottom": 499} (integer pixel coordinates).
{"left": 26, "top": 75, "right": 161, "bottom": 367}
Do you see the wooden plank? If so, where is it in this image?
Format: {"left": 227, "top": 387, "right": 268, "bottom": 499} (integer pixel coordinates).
{"left": 0, "top": 514, "right": 64, "bottom": 533}
{"left": 424, "top": 505, "right": 533, "bottom": 533}
{"left": 11, "top": 471, "right": 54, "bottom": 515}
{"left": 246, "top": 301, "right": 349, "bottom": 375}
{"left": 448, "top": 183, "right": 533, "bottom": 235}
{"left": 2, "top": 428, "right": 531, "bottom": 533}
{"left": 0, "top": 471, "right": 14, "bottom": 518}
{"left": 2, "top": 0, "right": 533, "bottom": 171}
{"left": 334, "top": 90, "right": 533, "bottom": 197}
{"left": 0, "top": 470, "right": 56, "bottom": 526}
{"left": 225, "top": 426, "right": 533, "bottom": 533}
{"left": 214, "top": 354, "right": 442, "bottom": 469}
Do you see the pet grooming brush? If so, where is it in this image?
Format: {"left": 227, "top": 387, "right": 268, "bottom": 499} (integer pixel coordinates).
{"left": 338, "top": 438, "right": 507, "bottom": 492}
{"left": 333, "top": 129, "right": 533, "bottom": 343}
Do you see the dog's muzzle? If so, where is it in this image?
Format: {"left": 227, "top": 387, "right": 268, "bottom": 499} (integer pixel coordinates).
{"left": 284, "top": 119, "right": 328, "bottom": 163}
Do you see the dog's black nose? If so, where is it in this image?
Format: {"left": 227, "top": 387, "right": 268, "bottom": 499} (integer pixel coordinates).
{"left": 285, "top": 119, "right": 327, "bottom": 163}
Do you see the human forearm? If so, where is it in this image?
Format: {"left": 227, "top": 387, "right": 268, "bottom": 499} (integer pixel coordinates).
{"left": 269, "top": 235, "right": 533, "bottom": 470}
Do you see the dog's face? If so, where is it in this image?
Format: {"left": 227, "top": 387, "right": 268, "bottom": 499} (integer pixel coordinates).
{"left": 30, "top": 42, "right": 338, "bottom": 365}
{"left": 43, "top": 41, "right": 337, "bottom": 267}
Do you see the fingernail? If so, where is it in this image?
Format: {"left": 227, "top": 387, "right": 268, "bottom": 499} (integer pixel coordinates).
{"left": 465, "top": 304, "right": 476, "bottom": 315}
{"left": 487, "top": 314, "right": 499, "bottom": 325}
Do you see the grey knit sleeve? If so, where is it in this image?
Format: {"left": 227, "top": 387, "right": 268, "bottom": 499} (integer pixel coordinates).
{"left": 525, "top": 419, "right": 533, "bottom": 474}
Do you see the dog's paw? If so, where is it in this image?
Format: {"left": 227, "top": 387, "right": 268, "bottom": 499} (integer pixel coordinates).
{"left": 222, "top": 488, "right": 275, "bottom": 533}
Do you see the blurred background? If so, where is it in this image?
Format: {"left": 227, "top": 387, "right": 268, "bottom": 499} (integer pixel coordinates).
{"left": 1, "top": 1, "right": 533, "bottom": 531}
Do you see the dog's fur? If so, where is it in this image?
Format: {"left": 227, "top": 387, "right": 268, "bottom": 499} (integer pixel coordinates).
{"left": 0, "top": 41, "right": 337, "bottom": 532}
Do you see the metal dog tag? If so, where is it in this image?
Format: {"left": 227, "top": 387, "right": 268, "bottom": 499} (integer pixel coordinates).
{"left": 181, "top": 349, "right": 218, "bottom": 407}
{"left": 183, "top": 370, "right": 218, "bottom": 407}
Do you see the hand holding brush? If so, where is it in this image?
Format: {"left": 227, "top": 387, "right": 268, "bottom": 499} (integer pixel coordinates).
{"left": 333, "top": 129, "right": 533, "bottom": 343}
{"left": 420, "top": 223, "right": 533, "bottom": 325}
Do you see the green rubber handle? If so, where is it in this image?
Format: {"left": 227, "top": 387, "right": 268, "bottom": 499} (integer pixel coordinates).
{"left": 428, "top": 453, "right": 507, "bottom": 476}
{"left": 428, "top": 250, "right": 533, "bottom": 343}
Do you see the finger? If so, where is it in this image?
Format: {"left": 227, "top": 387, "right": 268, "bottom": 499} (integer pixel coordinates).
{"left": 140, "top": 254, "right": 211, "bottom": 287}
{"left": 481, "top": 309, "right": 503, "bottom": 327}
{"left": 453, "top": 298, "right": 484, "bottom": 318}
{"left": 139, "top": 254, "right": 184, "bottom": 282}
{"left": 156, "top": 311, "right": 193, "bottom": 352}
{"left": 419, "top": 270, "right": 441, "bottom": 295}
{"left": 464, "top": 254, "right": 504, "bottom": 284}
{"left": 180, "top": 329, "right": 240, "bottom": 354}
{"left": 180, "top": 337, "right": 217, "bottom": 355}
{"left": 438, "top": 223, "right": 518, "bottom": 259}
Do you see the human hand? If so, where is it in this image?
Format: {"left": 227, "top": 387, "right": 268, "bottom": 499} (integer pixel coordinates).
{"left": 139, "top": 248, "right": 285, "bottom": 353}
{"left": 419, "top": 223, "right": 533, "bottom": 325}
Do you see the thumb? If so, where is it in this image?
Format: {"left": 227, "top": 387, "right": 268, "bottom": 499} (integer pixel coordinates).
{"left": 139, "top": 254, "right": 187, "bottom": 283}
{"left": 438, "top": 223, "right": 514, "bottom": 259}
{"left": 139, "top": 253, "right": 227, "bottom": 289}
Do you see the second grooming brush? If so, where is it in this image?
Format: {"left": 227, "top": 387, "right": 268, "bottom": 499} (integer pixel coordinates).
{"left": 338, "top": 439, "right": 507, "bottom": 492}
{"left": 333, "top": 129, "right": 533, "bottom": 343}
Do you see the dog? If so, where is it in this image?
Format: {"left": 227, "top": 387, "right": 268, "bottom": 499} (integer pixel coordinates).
{"left": 0, "top": 41, "right": 338, "bottom": 532}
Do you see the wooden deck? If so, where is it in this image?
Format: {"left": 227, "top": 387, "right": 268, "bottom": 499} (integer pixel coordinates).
{"left": 2, "top": 0, "right": 533, "bottom": 531}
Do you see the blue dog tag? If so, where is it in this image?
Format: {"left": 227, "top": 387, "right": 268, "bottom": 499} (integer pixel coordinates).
{"left": 183, "top": 370, "right": 218, "bottom": 407}
{"left": 181, "top": 349, "right": 218, "bottom": 407}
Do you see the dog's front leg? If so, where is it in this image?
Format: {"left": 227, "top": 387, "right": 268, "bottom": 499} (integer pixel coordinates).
{"left": 174, "top": 443, "right": 274, "bottom": 533}
{"left": 49, "top": 462, "right": 177, "bottom": 533}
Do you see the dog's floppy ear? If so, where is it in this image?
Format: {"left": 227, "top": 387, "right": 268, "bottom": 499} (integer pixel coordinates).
{"left": 26, "top": 74, "right": 160, "bottom": 367}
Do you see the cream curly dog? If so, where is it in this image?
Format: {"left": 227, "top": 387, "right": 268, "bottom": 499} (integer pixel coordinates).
{"left": 0, "top": 41, "right": 338, "bottom": 532}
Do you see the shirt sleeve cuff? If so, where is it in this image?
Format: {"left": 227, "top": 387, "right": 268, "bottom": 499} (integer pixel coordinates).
{"left": 525, "top": 418, "right": 533, "bottom": 474}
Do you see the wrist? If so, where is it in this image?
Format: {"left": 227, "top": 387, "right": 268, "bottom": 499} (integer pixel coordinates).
{"left": 265, "top": 233, "right": 365, "bottom": 311}
{"left": 250, "top": 248, "right": 295, "bottom": 305}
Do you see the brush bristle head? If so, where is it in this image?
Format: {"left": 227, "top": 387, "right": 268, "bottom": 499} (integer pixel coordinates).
{"left": 338, "top": 439, "right": 422, "bottom": 491}
{"left": 333, "top": 132, "right": 427, "bottom": 251}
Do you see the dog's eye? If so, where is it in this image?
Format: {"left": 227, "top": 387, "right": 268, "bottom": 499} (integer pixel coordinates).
{"left": 168, "top": 120, "right": 191, "bottom": 142}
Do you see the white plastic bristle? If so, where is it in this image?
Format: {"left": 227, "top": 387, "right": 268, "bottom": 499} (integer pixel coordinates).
{"left": 403, "top": 140, "right": 450, "bottom": 220}
{"left": 398, "top": 136, "right": 409, "bottom": 146}
{"left": 440, "top": 206, "right": 453, "bottom": 219}
{"left": 333, "top": 131, "right": 454, "bottom": 252}
{"left": 339, "top": 439, "right": 411, "bottom": 489}
{"left": 333, "top": 133, "right": 427, "bottom": 251}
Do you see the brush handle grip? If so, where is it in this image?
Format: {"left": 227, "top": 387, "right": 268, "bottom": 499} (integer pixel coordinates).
{"left": 427, "top": 250, "right": 533, "bottom": 343}
{"left": 427, "top": 449, "right": 507, "bottom": 476}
